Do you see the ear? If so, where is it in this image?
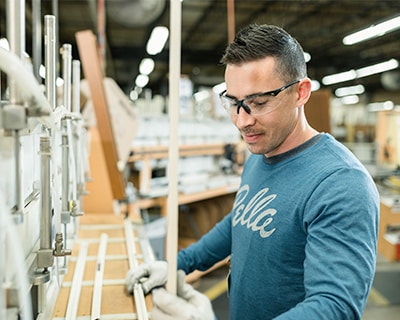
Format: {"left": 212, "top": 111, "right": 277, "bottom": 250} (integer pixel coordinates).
{"left": 296, "top": 78, "right": 312, "bottom": 107}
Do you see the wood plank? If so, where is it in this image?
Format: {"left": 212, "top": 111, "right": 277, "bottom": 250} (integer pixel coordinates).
{"left": 75, "top": 30, "right": 125, "bottom": 201}
{"left": 52, "top": 213, "right": 149, "bottom": 317}
{"left": 84, "top": 127, "right": 115, "bottom": 213}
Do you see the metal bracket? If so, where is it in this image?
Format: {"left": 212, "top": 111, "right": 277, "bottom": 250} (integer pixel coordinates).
{"left": 53, "top": 232, "right": 72, "bottom": 257}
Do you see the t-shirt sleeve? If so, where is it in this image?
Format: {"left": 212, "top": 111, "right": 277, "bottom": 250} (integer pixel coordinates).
{"left": 275, "top": 167, "right": 379, "bottom": 319}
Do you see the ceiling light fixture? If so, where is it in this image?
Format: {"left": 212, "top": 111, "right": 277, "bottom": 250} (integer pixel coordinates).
{"left": 322, "top": 59, "right": 399, "bottom": 85}
{"left": 129, "top": 90, "right": 139, "bottom": 101}
{"left": 343, "top": 15, "right": 400, "bottom": 45}
{"left": 322, "top": 70, "right": 357, "bottom": 85}
{"left": 310, "top": 80, "right": 320, "bottom": 91}
{"left": 341, "top": 95, "right": 359, "bottom": 105}
{"left": 356, "top": 59, "right": 399, "bottom": 78}
{"left": 139, "top": 58, "right": 155, "bottom": 75}
{"left": 146, "top": 26, "right": 169, "bottom": 55}
{"left": 367, "top": 100, "right": 394, "bottom": 112}
{"left": 334, "top": 84, "right": 365, "bottom": 97}
{"left": 135, "top": 74, "right": 149, "bottom": 88}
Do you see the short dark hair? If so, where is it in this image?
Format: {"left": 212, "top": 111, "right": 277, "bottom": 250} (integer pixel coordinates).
{"left": 220, "top": 24, "right": 307, "bottom": 82}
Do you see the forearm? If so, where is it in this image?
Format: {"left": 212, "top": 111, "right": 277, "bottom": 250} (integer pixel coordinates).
{"left": 178, "top": 213, "right": 232, "bottom": 274}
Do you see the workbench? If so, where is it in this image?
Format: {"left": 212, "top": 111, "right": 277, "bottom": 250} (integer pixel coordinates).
{"left": 52, "top": 212, "right": 153, "bottom": 319}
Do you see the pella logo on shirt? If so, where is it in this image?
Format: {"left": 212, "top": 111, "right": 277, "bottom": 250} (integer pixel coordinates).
{"left": 232, "top": 185, "right": 276, "bottom": 238}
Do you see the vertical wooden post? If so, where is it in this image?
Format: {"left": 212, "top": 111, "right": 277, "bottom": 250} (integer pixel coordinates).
{"left": 166, "top": 0, "right": 181, "bottom": 295}
{"left": 227, "top": 0, "right": 235, "bottom": 42}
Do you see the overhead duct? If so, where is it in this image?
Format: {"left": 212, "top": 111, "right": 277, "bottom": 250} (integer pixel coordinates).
{"left": 106, "top": 0, "right": 166, "bottom": 27}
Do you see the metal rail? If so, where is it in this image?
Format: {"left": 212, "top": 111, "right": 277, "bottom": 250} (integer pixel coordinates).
{"left": 44, "top": 15, "right": 57, "bottom": 110}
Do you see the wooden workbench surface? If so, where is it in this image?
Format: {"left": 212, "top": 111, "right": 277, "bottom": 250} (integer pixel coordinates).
{"left": 52, "top": 213, "right": 152, "bottom": 319}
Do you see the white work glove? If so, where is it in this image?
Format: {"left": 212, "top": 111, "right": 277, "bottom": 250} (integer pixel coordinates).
{"left": 151, "top": 270, "right": 215, "bottom": 320}
{"left": 125, "top": 260, "right": 168, "bottom": 295}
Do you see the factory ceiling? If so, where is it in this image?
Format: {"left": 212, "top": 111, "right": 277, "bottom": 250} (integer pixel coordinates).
{"left": 1, "top": 0, "right": 400, "bottom": 98}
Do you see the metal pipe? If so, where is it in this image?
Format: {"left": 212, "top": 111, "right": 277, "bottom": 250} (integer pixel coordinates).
{"left": 51, "top": 0, "right": 59, "bottom": 75}
{"left": 71, "top": 60, "right": 86, "bottom": 206}
{"left": 72, "top": 60, "right": 81, "bottom": 114}
{"left": 61, "top": 44, "right": 72, "bottom": 112}
{"left": 72, "top": 60, "right": 87, "bottom": 198}
{"left": 13, "top": 131, "right": 23, "bottom": 223}
{"left": 39, "top": 137, "right": 52, "bottom": 251}
{"left": 32, "top": 0, "right": 41, "bottom": 82}
{"left": 35, "top": 137, "right": 53, "bottom": 281}
{"left": 66, "top": 119, "right": 82, "bottom": 218}
{"left": 6, "top": 0, "right": 25, "bottom": 223}
{"left": 61, "top": 118, "right": 70, "bottom": 224}
{"left": 45, "top": 15, "right": 57, "bottom": 110}
{"left": 6, "top": 0, "right": 25, "bottom": 104}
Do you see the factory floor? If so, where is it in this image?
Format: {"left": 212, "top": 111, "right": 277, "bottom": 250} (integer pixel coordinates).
{"left": 194, "top": 254, "right": 400, "bottom": 320}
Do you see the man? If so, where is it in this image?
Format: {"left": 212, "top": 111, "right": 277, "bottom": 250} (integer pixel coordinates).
{"left": 127, "top": 24, "right": 379, "bottom": 320}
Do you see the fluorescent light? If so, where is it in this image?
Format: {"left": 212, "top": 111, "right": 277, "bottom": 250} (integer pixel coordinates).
{"left": 367, "top": 100, "right": 394, "bottom": 112}
{"left": 343, "top": 15, "right": 400, "bottom": 45}
{"left": 335, "top": 84, "right": 365, "bottom": 97}
{"left": 341, "top": 95, "right": 359, "bottom": 105}
{"left": 304, "top": 52, "right": 311, "bottom": 63}
{"left": 322, "top": 59, "right": 399, "bottom": 85}
{"left": 310, "top": 80, "right": 320, "bottom": 91}
{"left": 139, "top": 58, "right": 155, "bottom": 75}
{"left": 356, "top": 59, "right": 399, "bottom": 78}
{"left": 129, "top": 90, "right": 139, "bottom": 101}
{"left": 322, "top": 70, "right": 357, "bottom": 85}
{"left": 135, "top": 74, "right": 149, "bottom": 87}
{"left": 146, "top": 26, "right": 169, "bottom": 55}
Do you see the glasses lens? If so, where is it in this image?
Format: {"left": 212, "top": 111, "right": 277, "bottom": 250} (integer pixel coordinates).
{"left": 220, "top": 96, "right": 235, "bottom": 113}
{"left": 244, "top": 96, "right": 271, "bottom": 115}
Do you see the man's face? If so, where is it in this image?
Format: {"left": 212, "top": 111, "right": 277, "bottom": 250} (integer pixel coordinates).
{"left": 224, "top": 57, "right": 301, "bottom": 157}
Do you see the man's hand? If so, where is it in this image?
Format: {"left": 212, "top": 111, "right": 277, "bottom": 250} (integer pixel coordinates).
{"left": 125, "top": 261, "right": 168, "bottom": 295}
{"left": 150, "top": 270, "right": 215, "bottom": 320}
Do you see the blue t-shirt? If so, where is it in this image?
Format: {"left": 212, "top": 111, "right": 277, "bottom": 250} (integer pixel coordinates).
{"left": 178, "top": 133, "right": 379, "bottom": 320}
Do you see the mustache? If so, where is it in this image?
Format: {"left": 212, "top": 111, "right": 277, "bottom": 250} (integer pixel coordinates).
{"left": 241, "top": 128, "right": 261, "bottom": 135}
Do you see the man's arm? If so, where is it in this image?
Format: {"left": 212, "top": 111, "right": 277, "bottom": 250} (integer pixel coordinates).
{"left": 178, "top": 212, "right": 232, "bottom": 274}
{"left": 276, "top": 168, "right": 379, "bottom": 319}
